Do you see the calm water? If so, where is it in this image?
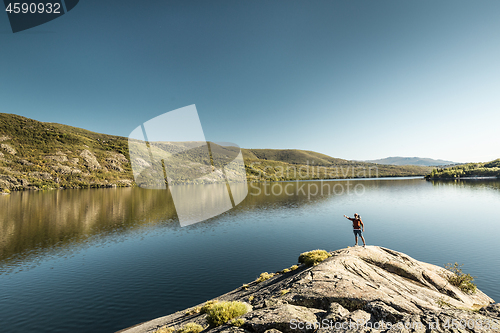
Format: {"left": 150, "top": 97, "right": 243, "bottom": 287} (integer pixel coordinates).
{"left": 0, "top": 178, "right": 499, "bottom": 333}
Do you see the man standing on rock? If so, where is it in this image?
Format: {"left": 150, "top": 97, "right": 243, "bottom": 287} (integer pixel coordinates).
{"left": 344, "top": 213, "right": 366, "bottom": 247}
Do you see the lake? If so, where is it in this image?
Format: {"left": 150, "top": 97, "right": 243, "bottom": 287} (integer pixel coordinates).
{"left": 0, "top": 178, "right": 499, "bottom": 332}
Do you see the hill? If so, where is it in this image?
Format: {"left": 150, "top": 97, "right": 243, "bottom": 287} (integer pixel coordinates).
{"left": 426, "top": 159, "right": 500, "bottom": 179}
{"left": 365, "top": 156, "right": 458, "bottom": 166}
{"left": 242, "top": 149, "right": 433, "bottom": 182}
{"left": 0, "top": 113, "right": 433, "bottom": 192}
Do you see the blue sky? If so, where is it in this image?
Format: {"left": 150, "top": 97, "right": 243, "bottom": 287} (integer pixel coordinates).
{"left": 1, "top": 0, "right": 499, "bottom": 163}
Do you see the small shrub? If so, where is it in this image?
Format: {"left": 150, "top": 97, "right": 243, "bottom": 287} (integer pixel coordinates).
{"left": 185, "top": 306, "right": 201, "bottom": 315}
{"left": 205, "top": 301, "right": 249, "bottom": 327}
{"left": 200, "top": 300, "right": 219, "bottom": 314}
{"left": 279, "top": 264, "right": 300, "bottom": 273}
{"left": 444, "top": 262, "right": 477, "bottom": 294}
{"left": 298, "top": 249, "right": 331, "bottom": 266}
{"left": 1, "top": 188, "right": 10, "bottom": 194}
{"left": 241, "top": 284, "right": 249, "bottom": 290}
{"left": 248, "top": 295, "right": 254, "bottom": 302}
{"left": 155, "top": 323, "right": 203, "bottom": 333}
{"left": 280, "top": 289, "right": 290, "bottom": 295}
{"left": 177, "top": 323, "right": 203, "bottom": 333}
{"left": 256, "top": 272, "right": 275, "bottom": 283}
{"left": 436, "top": 297, "right": 453, "bottom": 308}
{"left": 155, "top": 326, "right": 175, "bottom": 333}
{"left": 230, "top": 318, "right": 245, "bottom": 327}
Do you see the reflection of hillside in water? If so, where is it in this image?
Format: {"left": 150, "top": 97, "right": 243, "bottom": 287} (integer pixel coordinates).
{"left": 4, "top": 178, "right": 490, "bottom": 272}
{"left": 0, "top": 188, "right": 177, "bottom": 271}
{"left": 240, "top": 178, "right": 430, "bottom": 207}
{"left": 431, "top": 179, "right": 500, "bottom": 191}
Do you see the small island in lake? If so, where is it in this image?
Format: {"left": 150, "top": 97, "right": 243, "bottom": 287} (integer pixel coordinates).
{"left": 119, "top": 246, "right": 499, "bottom": 333}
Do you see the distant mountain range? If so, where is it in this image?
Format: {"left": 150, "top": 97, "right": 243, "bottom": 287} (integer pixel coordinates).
{"left": 365, "top": 157, "right": 459, "bottom": 166}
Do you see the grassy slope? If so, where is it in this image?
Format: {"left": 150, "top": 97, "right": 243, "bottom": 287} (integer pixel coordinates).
{"left": 0, "top": 113, "right": 133, "bottom": 191}
{"left": 242, "top": 148, "right": 433, "bottom": 181}
{"left": 0, "top": 113, "right": 433, "bottom": 191}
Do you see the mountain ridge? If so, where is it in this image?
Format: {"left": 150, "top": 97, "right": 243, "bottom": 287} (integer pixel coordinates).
{"left": 365, "top": 156, "right": 459, "bottom": 166}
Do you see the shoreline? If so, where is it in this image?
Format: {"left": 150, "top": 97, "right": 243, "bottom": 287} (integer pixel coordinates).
{"left": 1, "top": 175, "right": 430, "bottom": 193}
{"left": 426, "top": 176, "right": 498, "bottom": 180}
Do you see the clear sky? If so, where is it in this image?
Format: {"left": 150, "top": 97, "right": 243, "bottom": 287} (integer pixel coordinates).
{"left": 1, "top": 0, "right": 499, "bottom": 163}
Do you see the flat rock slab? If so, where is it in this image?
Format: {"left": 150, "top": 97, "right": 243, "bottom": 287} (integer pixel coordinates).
{"left": 118, "top": 246, "right": 497, "bottom": 333}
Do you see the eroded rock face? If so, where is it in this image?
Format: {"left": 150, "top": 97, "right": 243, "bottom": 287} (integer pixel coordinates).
{"left": 1, "top": 143, "right": 17, "bottom": 155}
{"left": 242, "top": 304, "right": 325, "bottom": 333}
{"left": 280, "top": 247, "right": 493, "bottom": 314}
{"left": 44, "top": 154, "right": 68, "bottom": 163}
{"left": 80, "top": 149, "right": 101, "bottom": 170}
{"left": 50, "top": 163, "right": 81, "bottom": 175}
{"left": 28, "top": 172, "right": 53, "bottom": 180}
{"left": 118, "top": 246, "right": 498, "bottom": 333}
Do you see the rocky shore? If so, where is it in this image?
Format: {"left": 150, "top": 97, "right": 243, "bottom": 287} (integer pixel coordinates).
{"left": 118, "top": 246, "right": 499, "bottom": 333}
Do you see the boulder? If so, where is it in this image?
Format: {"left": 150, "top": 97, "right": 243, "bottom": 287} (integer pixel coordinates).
{"left": 118, "top": 246, "right": 498, "bottom": 333}
{"left": 80, "top": 149, "right": 101, "bottom": 170}
{"left": 241, "top": 304, "right": 325, "bottom": 333}
{"left": 44, "top": 155, "right": 68, "bottom": 162}
{"left": 19, "top": 159, "right": 34, "bottom": 166}
{"left": 28, "top": 172, "right": 53, "bottom": 180}
{"left": 51, "top": 163, "right": 81, "bottom": 175}
{"left": 1, "top": 143, "right": 16, "bottom": 155}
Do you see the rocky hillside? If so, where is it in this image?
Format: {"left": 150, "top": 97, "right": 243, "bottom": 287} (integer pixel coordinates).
{"left": 119, "top": 246, "right": 499, "bottom": 333}
{"left": 0, "top": 113, "right": 134, "bottom": 191}
{"left": 0, "top": 113, "right": 433, "bottom": 192}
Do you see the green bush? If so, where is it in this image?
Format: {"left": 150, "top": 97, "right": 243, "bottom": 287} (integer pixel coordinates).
{"left": 445, "top": 262, "right": 477, "bottom": 294}
{"left": 205, "top": 301, "right": 249, "bottom": 327}
{"left": 155, "top": 323, "right": 203, "bottom": 333}
{"left": 155, "top": 326, "right": 174, "bottom": 333}
{"left": 200, "top": 300, "right": 219, "bottom": 314}
{"left": 176, "top": 323, "right": 203, "bottom": 333}
{"left": 256, "top": 272, "right": 275, "bottom": 283}
{"left": 278, "top": 264, "right": 299, "bottom": 274}
{"left": 280, "top": 289, "right": 290, "bottom": 295}
{"left": 298, "top": 249, "right": 331, "bottom": 266}
{"left": 230, "top": 318, "right": 245, "bottom": 327}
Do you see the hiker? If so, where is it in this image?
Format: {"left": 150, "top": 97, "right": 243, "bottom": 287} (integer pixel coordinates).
{"left": 343, "top": 213, "right": 366, "bottom": 247}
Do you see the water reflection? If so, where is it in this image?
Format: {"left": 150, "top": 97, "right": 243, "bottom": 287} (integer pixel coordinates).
{"left": 1, "top": 178, "right": 498, "bottom": 274}
{"left": 430, "top": 179, "right": 500, "bottom": 191}
{"left": 0, "top": 188, "right": 177, "bottom": 272}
